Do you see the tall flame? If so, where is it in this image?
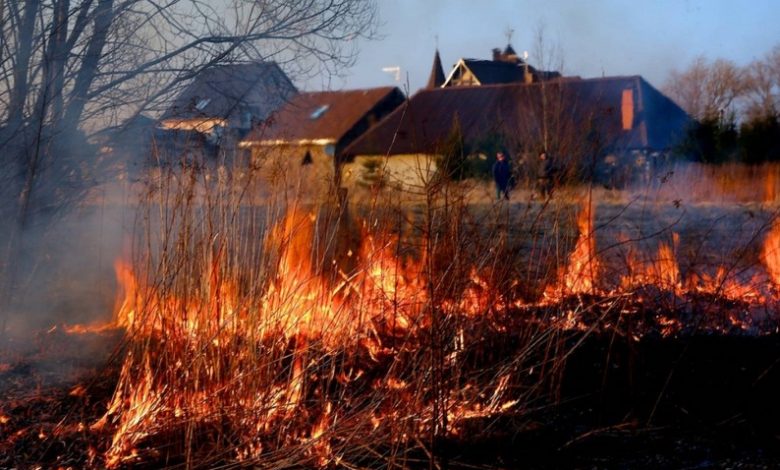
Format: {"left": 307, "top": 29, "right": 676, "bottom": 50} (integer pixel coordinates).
{"left": 98, "top": 209, "right": 438, "bottom": 466}
{"left": 565, "top": 201, "right": 599, "bottom": 293}
{"left": 763, "top": 219, "right": 780, "bottom": 286}
{"left": 545, "top": 200, "right": 599, "bottom": 298}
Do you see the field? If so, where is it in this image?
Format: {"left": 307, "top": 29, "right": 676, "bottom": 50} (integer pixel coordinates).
{"left": 1, "top": 166, "right": 780, "bottom": 468}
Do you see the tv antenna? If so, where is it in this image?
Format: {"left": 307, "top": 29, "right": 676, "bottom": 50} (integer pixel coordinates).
{"left": 382, "top": 66, "right": 401, "bottom": 82}
{"left": 505, "top": 26, "right": 514, "bottom": 45}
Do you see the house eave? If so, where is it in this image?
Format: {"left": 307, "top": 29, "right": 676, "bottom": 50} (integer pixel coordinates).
{"left": 238, "top": 138, "right": 337, "bottom": 148}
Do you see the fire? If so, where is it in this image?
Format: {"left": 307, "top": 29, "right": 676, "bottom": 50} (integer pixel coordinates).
{"left": 564, "top": 201, "right": 599, "bottom": 293}
{"left": 60, "top": 259, "right": 138, "bottom": 334}
{"left": 96, "top": 209, "right": 441, "bottom": 467}
{"left": 545, "top": 200, "right": 599, "bottom": 299}
{"left": 622, "top": 234, "right": 681, "bottom": 293}
{"left": 63, "top": 198, "right": 780, "bottom": 467}
{"left": 763, "top": 219, "right": 780, "bottom": 286}
{"left": 308, "top": 402, "right": 333, "bottom": 466}
{"left": 113, "top": 258, "right": 138, "bottom": 329}
{"left": 690, "top": 266, "right": 766, "bottom": 302}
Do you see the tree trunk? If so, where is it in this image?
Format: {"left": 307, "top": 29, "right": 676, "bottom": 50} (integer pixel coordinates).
{"left": 6, "top": 0, "right": 40, "bottom": 129}
{"left": 33, "top": 0, "right": 70, "bottom": 126}
{"left": 50, "top": 0, "right": 70, "bottom": 123}
{"left": 63, "top": 0, "right": 113, "bottom": 133}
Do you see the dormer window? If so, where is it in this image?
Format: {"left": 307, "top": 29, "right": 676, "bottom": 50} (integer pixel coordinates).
{"left": 195, "top": 98, "right": 211, "bottom": 111}
{"left": 310, "top": 105, "right": 329, "bottom": 120}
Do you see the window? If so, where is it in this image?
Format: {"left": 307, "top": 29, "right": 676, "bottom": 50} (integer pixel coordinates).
{"left": 195, "top": 98, "right": 211, "bottom": 111}
{"left": 621, "top": 89, "right": 634, "bottom": 130}
{"left": 310, "top": 105, "right": 330, "bottom": 120}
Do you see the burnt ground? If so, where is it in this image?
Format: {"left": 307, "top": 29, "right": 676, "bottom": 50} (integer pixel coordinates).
{"left": 1, "top": 324, "right": 779, "bottom": 469}
{"left": 445, "top": 334, "right": 780, "bottom": 469}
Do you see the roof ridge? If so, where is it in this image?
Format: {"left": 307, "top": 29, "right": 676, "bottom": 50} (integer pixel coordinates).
{"left": 298, "top": 85, "right": 398, "bottom": 95}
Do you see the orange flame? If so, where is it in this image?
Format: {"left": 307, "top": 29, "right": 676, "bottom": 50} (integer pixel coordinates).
{"left": 545, "top": 201, "right": 599, "bottom": 299}
{"left": 91, "top": 203, "right": 780, "bottom": 467}
{"left": 622, "top": 234, "right": 681, "bottom": 293}
{"left": 564, "top": 201, "right": 599, "bottom": 294}
{"left": 113, "top": 259, "right": 138, "bottom": 329}
{"left": 98, "top": 210, "right": 436, "bottom": 466}
{"left": 763, "top": 219, "right": 780, "bottom": 286}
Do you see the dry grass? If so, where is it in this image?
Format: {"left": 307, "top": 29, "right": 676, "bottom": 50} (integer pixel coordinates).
{"left": 6, "top": 154, "right": 780, "bottom": 468}
{"left": 92, "top": 153, "right": 570, "bottom": 469}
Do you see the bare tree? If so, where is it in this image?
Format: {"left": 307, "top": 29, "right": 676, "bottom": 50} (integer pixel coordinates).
{"left": 664, "top": 56, "right": 747, "bottom": 122}
{"left": 510, "top": 25, "right": 615, "bottom": 187}
{"left": 0, "top": 0, "right": 378, "bottom": 224}
{"left": 744, "top": 45, "right": 780, "bottom": 121}
{"left": 0, "top": 0, "right": 378, "bottom": 336}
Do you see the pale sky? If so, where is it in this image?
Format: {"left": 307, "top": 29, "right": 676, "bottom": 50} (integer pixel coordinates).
{"left": 311, "top": 0, "right": 780, "bottom": 93}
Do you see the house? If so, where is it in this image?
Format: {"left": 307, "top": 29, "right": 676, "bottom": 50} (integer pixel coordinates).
{"left": 122, "top": 61, "right": 299, "bottom": 170}
{"left": 96, "top": 62, "right": 298, "bottom": 176}
{"left": 159, "top": 62, "right": 297, "bottom": 136}
{"left": 343, "top": 76, "right": 692, "bottom": 189}
{"left": 90, "top": 114, "right": 158, "bottom": 180}
{"left": 239, "top": 86, "right": 405, "bottom": 197}
{"left": 441, "top": 44, "right": 562, "bottom": 88}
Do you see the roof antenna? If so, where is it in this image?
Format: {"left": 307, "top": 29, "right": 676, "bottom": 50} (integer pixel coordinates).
{"left": 382, "top": 66, "right": 401, "bottom": 82}
{"left": 504, "top": 26, "right": 514, "bottom": 45}
{"left": 435, "top": 34, "right": 439, "bottom": 50}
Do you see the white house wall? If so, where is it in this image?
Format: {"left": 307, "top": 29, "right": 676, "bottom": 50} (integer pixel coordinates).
{"left": 342, "top": 154, "right": 439, "bottom": 191}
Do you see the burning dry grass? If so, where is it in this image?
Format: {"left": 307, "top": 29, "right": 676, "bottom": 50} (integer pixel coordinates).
{"left": 91, "top": 176, "right": 780, "bottom": 466}
{"left": 77, "top": 168, "right": 563, "bottom": 468}
{"left": 4, "top": 161, "right": 780, "bottom": 468}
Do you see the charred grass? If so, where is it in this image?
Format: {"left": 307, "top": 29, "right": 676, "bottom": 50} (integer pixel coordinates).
{"left": 1, "top": 176, "right": 780, "bottom": 468}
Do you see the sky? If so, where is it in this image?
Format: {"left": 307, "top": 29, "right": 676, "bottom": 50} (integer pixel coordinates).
{"left": 312, "top": 0, "right": 780, "bottom": 93}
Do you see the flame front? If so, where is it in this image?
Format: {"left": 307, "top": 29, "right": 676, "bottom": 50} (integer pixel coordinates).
{"left": 98, "top": 209, "right": 441, "bottom": 467}
{"left": 763, "top": 219, "right": 780, "bottom": 286}
{"left": 622, "top": 234, "right": 681, "bottom": 293}
{"left": 86, "top": 200, "right": 780, "bottom": 467}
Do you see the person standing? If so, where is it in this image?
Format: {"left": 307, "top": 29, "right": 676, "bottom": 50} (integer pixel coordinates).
{"left": 492, "top": 150, "right": 511, "bottom": 200}
{"left": 537, "top": 151, "right": 554, "bottom": 198}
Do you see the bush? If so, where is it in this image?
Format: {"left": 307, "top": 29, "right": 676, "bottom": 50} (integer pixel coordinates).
{"left": 740, "top": 115, "right": 780, "bottom": 164}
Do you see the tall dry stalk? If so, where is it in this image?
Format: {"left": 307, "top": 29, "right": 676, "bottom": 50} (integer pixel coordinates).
{"left": 94, "top": 140, "right": 566, "bottom": 469}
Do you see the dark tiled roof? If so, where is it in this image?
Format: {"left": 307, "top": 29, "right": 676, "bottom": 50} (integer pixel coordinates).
{"left": 243, "top": 87, "right": 404, "bottom": 144}
{"left": 345, "top": 76, "right": 692, "bottom": 156}
{"left": 161, "top": 62, "right": 296, "bottom": 125}
{"left": 447, "top": 59, "right": 561, "bottom": 86}
{"left": 461, "top": 59, "right": 527, "bottom": 84}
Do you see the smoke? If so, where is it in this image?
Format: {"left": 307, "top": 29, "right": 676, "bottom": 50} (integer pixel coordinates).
{"left": 0, "top": 182, "right": 132, "bottom": 334}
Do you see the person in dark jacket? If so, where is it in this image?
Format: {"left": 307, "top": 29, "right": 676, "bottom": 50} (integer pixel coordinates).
{"left": 537, "top": 150, "right": 554, "bottom": 198}
{"left": 492, "top": 151, "right": 511, "bottom": 200}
